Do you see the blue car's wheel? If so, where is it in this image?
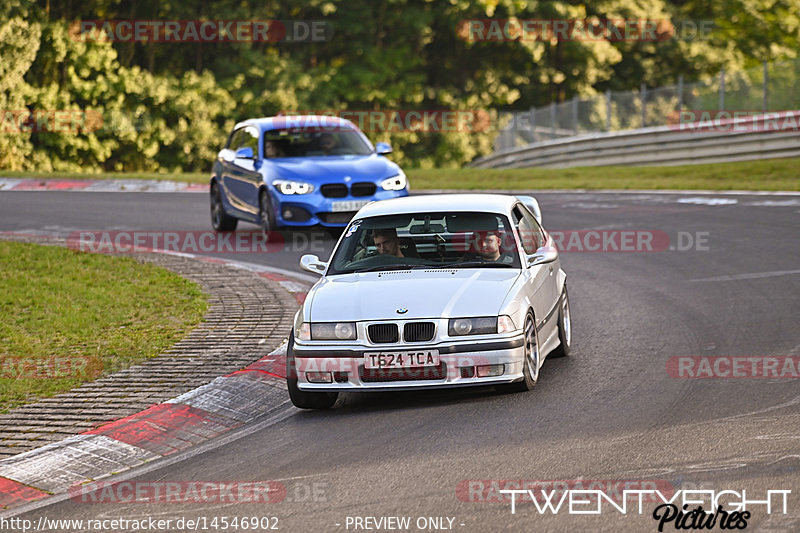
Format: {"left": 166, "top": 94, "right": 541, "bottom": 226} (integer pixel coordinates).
{"left": 210, "top": 183, "right": 237, "bottom": 232}
{"left": 259, "top": 189, "right": 277, "bottom": 237}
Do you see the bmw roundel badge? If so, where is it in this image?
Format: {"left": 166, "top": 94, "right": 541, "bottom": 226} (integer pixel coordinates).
{"left": 396, "top": 308, "right": 408, "bottom": 314}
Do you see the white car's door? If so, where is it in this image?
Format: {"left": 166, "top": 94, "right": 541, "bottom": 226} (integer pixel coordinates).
{"left": 512, "top": 205, "right": 559, "bottom": 337}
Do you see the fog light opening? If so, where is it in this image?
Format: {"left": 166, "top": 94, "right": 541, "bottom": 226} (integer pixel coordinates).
{"left": 306, "top": 371, "right": 332, "bottom": 383}
{"left": 459, "top": 366, "right": 475, "bottom": 378}
{"left": 283, "top": 209, "right": 294, "bottom": 219}
{"left": 476, "top": 364, "right": 504, "bottom": 378}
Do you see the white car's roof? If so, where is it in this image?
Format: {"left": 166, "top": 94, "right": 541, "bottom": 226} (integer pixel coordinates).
{"left": 356, "top": 194, "right": 518, "bottom": 218}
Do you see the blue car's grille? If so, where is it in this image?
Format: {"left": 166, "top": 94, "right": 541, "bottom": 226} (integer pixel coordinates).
{"left": 320, "top": 184, "right": 348, "bottom": 198}
{"left": 319, "top": 183, "right": 376, "bottom": 198}
{"left": 351, "top": 182, "right": 377, "bottom": 197}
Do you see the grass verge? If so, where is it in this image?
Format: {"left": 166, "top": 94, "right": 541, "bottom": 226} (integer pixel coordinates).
{"left": 0, "top": 241, "right": 207, "bottom": 413}
{"left": 407, "top": 157, "right": 800, "bottom": 191}
{"left": 0, "top": 169, "right": 207, "bottom": 183}
{"left": 2, "top": 157, "right": 798, "bottom": 190}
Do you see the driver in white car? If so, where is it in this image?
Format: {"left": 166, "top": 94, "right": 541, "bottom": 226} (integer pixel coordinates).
{"left": 472, "top": 230, "right": 514, "bottom": 264}
{"left": 372, "top": 228, "right": 405, "bottom": 257}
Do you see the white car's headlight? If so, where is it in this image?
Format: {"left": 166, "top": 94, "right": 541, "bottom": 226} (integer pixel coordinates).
{"left": 448, "top": 315, "right": 515, "bottom": 336}
{"left": 273, "top": 179, "right": 314, "bottom": 195}
{"left": 380, "top": 172, "right": 407, "bottom": 191}
{"left": 310, "top": 322, "right": 357, "bottom": 340}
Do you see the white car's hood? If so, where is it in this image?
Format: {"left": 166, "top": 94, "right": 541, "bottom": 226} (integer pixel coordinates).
{"left": 307, "top": 269, "right": 521, "bottom": 321}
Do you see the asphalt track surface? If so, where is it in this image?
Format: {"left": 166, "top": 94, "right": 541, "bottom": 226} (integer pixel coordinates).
{"left": 1, "top": 190, "right": 799, "bottom": 532}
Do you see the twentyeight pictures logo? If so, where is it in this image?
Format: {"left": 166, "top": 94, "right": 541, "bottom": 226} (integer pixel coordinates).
{"left": 459, "top": 481, "right": 791, "bottom": 531}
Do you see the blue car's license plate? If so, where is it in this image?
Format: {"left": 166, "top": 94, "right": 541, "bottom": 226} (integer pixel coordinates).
{"left": 331, "top": 200, "right": 371, "bottom": 212}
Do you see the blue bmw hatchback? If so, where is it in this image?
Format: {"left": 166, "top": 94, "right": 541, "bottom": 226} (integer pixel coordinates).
{"left": 210, "top": 115, "right": 409, "bottom": 234}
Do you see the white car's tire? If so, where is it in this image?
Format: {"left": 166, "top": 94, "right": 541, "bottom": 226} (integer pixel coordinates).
{"left": 286, "top": 333, "right": 338, "bottom": 409}
{"left": 551, "top": 285, "right": 572, "bottom": 358}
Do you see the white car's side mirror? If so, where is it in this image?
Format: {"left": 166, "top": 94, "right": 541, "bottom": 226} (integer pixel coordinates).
{"left": 219, "top": 148, "right": 235, "bottom": 163}
{"left": 300, "top": 254, "right": 327, "bottom": 275}
{"left": 527, "top": 246, "right": 558, "bottom": 267}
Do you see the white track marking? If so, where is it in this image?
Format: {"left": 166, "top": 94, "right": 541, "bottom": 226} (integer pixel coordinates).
{"left": 690, "top": 269, "right": 800, "bottom": 282}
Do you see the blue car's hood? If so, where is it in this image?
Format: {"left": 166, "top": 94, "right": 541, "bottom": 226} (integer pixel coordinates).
{"left": 264, "top": 154, "right": 399, "bottom": 183}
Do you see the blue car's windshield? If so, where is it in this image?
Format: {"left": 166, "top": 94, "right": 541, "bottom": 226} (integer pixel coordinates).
{"left": 263, "top": 128, "right": 373, "bottom": 158}
{"left": 328, "top": 212, "right": 522, "bottom": 274}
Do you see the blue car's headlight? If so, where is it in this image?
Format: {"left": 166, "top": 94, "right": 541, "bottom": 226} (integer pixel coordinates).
{"left": 273, "top": 179, "right": 315, "bottom": 195}
{"left": 380, "top": 172, "right": 407, "bottom": 191}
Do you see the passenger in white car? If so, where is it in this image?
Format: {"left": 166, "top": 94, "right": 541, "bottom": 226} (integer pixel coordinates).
{"left": 469, "top": 230, "right": 515, "bottom": 264}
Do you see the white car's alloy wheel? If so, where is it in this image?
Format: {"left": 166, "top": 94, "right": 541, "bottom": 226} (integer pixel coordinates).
{"left": 552, "top": 285, "right": 571, "bottom": 358}
{"left": 524, "top": 313, "right": 540, "bottom": 385}
{"left": 503, "top": 311, "right": 539, "bottom": 393}
{"left": 562, "top": 290, "right": 571, "bottom": 347}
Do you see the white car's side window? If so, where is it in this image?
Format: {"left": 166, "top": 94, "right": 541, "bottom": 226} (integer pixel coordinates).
{"left": 513, "top": 206, "right": 543, "bottom": 254}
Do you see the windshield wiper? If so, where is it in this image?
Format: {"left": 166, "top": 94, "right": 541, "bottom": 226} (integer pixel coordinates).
{"left": 353, "top": 264, "right": 416, "bottom": 273}
{"left": 430, "top": 261, "right": 515, "bottom": 269}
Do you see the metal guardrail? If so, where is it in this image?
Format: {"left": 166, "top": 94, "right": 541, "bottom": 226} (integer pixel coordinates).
{"left": 471, "top": 111, "right": 800, "bottom": 169}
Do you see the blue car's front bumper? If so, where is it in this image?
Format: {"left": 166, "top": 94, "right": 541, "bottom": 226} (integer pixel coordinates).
{"left": 271, "top": 188, "right": 409, "bottom": 228}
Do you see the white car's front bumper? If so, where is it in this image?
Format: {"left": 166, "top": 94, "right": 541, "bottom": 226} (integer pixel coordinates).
{"left": 292, "top": 334, "right": 526, "bottom": 392}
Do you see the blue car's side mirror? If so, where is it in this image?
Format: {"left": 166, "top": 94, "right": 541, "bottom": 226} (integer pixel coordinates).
{"left": 375, "top": 142, "right": 392, "bottom": 155}
{"left": 235, "top": 147, "right": 254, "bottom": 159}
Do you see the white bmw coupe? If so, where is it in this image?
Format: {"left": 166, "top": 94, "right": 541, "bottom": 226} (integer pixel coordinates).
{"left": 288, "top": 194, "right": 571, "bottom": 408}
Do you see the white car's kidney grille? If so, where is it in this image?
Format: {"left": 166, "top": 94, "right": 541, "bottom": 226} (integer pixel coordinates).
{"left": 360, "top": 362, "right": 447, "bottom": 382}
{"left": 368, "top": 323, "right": 399, "bottom": 343}
{"left": 403, "top": 322, "right": 435, "bottom": 342}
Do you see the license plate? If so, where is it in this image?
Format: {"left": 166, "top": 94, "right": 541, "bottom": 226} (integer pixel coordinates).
{"left": 331, "top": 200, "right": 370, "bottom": 212}
{"left": 364, "top": 350, "right": 440, "bottom": 369}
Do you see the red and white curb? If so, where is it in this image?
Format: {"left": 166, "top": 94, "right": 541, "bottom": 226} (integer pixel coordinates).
{"left": 0, "top": 250, "right": 311, "bottom": 513}
{"left": 0, "top": 345, "right": 291, "bottom": 511}
{"left": 0, "top": 178, "right": 207, "bottom": 193}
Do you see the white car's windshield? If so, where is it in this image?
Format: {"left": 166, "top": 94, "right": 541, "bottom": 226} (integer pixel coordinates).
{"left": 329, "top": 211, "right": 522, "bottom": 274}
{"left": 263, "top": 128, "right": 373, "bottom": 157}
